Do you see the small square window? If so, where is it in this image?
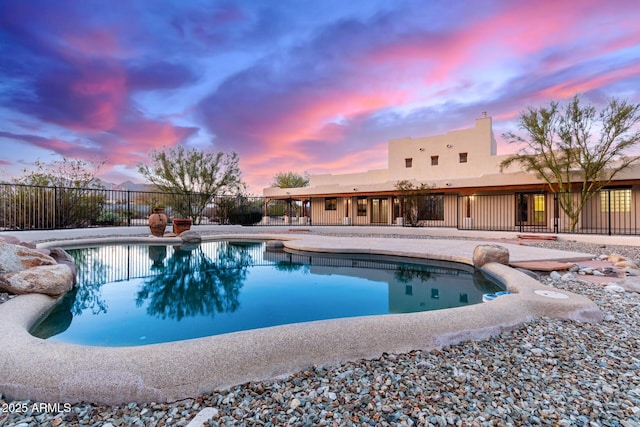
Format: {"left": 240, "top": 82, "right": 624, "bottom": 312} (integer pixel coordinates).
{"left": 431, "top": 156, "right": 439, "bottom": 166}
{"left": 459, "top": 152, "right": 468, "bottom": 163}
{"left": 405, "top": 158, "right": 413, "bottom": 168}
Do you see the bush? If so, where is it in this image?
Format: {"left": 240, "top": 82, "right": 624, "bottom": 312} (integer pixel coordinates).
{"left": 228, "top": 211, "right": 263, "bottom": 226}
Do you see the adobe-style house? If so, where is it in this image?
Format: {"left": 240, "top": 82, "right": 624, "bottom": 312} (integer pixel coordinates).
{"left": 263, "top": 114, "right": 640, "bottom": 234}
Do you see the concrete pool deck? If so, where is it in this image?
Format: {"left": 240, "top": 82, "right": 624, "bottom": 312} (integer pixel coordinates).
{"left": 0, "top": 227, "right": 606, "bottom": 405}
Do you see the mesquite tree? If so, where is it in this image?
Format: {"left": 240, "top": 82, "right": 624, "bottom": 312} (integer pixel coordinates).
{"left": 500, "top": 95, "right": 640, "bottom": 231}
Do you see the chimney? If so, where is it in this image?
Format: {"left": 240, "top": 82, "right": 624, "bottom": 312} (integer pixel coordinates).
{"left": 482, "top": 111, "right": 487, "bottom": 118}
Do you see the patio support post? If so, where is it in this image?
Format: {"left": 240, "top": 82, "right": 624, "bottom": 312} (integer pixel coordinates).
{"left": 554, "top": 193, "right": 559, "bottom": 233}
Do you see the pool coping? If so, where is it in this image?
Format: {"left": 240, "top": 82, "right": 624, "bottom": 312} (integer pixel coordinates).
{"left": 0, "top": 234, "right": 602, "bottom": 405}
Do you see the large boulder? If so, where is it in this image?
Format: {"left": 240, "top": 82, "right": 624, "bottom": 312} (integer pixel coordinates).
{"left": 0, "top": 242, "right": 57, "bottom": 274}
{"left": 48, "top": 247, "right": 78, "bottom": 285}
{"left": 473, "top": 244, "right": 509, "bottom": 268}
{"left": 0, "top": 264, "right": 74, "bottom": 296}
{"left": 180, "top": 230, "right": 202, "bottom": 243}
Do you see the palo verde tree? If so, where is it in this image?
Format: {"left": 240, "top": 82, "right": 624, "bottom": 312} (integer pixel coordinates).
{"left": 271, "top": 171, "right": 310, "bottom": 188}
{"left": 500, "top": 95, "right": 640, "bottom": 231}
{"left": 137, "top": 145, "right": 245, "bottom": 224}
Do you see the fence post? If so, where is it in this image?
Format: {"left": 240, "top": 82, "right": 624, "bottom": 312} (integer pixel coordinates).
{"left": 53, "top": 186, "right": 58, "bottom": 230}
{"left": 607, "top": 190, "right": 612, "bottom": 236}
{"left": 127, "top": 190, "right": 131, "bottom": 227}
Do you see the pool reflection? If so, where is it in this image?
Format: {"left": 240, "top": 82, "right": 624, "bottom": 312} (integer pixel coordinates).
{"left": 30, "top": 241, "right": 503, "bottom": 346}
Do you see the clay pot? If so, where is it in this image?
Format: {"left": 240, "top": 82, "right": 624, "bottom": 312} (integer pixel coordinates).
{"left": 149, "top": 208, "right": 168, "bottom": 237}
{"left": 172, "top": 218, "right": 192, "bottom": 236}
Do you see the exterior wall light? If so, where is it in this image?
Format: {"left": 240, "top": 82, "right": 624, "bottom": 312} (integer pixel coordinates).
{"left": 446, "top": 144, "right": 453, "bottom": 148}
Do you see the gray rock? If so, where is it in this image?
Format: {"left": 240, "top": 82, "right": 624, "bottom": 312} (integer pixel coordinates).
{"left": 0, "top": 263, "right": 74, "bottom": 296}
{"left": 180, "top": 230, "right": 202, "bottom": 243}
{"left": 561, "top": 272, "right": 576, "bottom": 282}
{"left": 472, "top": 244, "right": 509, "bottom": 267}
{"left": 604, "top": 284, "right": 625, "bottom": 293}
{"left": 615, "top": 278, "right": 640, "bottom": 294}
{"left": 624, "top": 267, "right": 640, "bottom": 277}
{"left": 550, "top": 271, "right": 562, "bottom": 280}
{"left": 0, "top": 242, "right": 57, "bottom": 274}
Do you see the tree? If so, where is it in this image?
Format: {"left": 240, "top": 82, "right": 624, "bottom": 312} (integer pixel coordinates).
{"left": 8, "top": 158, "right": 106, "bottom": 229}
{"left": 14, "top": 158, "right": 105, "bottom": 188}
{"left": 271, "top": 171, "right": 309, "bottom": 188}
{"left": 137, "top": 145, "right": 245, "bottom": 224}
{"left": 395, "top": 180, "right": 434, "bottom": 226}
{"left": 500, "top": 95, "right": 640, "bottom": 231}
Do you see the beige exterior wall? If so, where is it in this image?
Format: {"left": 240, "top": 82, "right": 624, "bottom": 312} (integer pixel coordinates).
{"left": 388, "top": 116, "right": 498, "bottom": 182}
{"left": 263, "top": 114, "right": 526, "bottom": 199}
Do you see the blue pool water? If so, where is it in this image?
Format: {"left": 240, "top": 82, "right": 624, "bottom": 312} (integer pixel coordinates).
{"left": 30, "top": 241, "right": 502, "bottom": 346}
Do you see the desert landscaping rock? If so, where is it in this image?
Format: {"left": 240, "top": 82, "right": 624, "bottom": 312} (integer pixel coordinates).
{"left": 0, "top": 242, "right": 57, "bottom": 273}
{"left": 472, "top": 244, "right": 509, "bottom": 267}
{"left": 1, "top": 232, "right": 640, "bottom": 426}
{"left": 615, "top": 277, "right": 640, "bottom": 294}
{"left": 180, "top": 230, "right": 203, "bottom": 243}
{"left": 0, "top": 263, "right": 74, "bottom": 296}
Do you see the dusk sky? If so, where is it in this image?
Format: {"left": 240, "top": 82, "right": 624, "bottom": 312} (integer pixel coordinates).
{"left": 1, "top": 0, "right": 639, "bottom": 194}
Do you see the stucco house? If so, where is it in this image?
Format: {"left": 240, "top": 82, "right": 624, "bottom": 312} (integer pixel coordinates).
{"left": 263, "top": 114, "right": 640, "bottom": 235}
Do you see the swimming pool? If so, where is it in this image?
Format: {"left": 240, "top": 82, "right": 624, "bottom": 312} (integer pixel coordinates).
{"left": 30, "top": 241, "right": 502, "bottom": 346}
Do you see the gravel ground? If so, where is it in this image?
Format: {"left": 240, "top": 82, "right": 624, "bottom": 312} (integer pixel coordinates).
{"left": 1, "top": 235, "right": 640, "bottom": 426}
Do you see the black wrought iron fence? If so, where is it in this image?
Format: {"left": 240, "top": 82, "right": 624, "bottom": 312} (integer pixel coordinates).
{"left": 1, "top": 182, "right": 638, "bottom": 235}
{"left": 456, "top": 190, "right": 639, "bottom": 235}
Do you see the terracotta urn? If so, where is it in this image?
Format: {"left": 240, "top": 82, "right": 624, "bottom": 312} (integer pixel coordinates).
{"left": 173, "top": 218, "right": 192, "bottom": 236}
{"left": 148, "top": 208, "right": 168, "bottom": 237}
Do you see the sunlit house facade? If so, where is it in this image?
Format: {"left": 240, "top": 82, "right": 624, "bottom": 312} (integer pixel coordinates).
{"left": 263, "top": 114, "right": 640, "bottom": 234}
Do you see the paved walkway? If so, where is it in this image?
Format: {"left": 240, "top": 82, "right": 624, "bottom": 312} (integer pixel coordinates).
{"left": 4, "top": 223, "right": 639, "bottom": 246}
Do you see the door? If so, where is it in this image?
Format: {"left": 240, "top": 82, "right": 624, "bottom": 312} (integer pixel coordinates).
{"left": 371, "top": 198, "right": 389, "bottom": 224}
{"left": 515, "top": 193, "right": 546, "bottom": 226}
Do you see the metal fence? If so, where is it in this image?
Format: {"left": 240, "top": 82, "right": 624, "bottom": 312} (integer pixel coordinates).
{"left": 456, "top": 190, "right": 639, "bottom": 235}
{"left": 1, "top": 183, "right": 638, "bottom": 235}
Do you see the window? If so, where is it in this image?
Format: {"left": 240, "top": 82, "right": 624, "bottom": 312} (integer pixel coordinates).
{"left": 405, "top": 158, "right": 413, "bottom": 168}
{"left": 419, "top": 194, "right": 445, "bottom": 220}
{"left": 431, "top": 155, "right": 439, "bottom": 166}
{"left": 601, "top": 188, "right": 631, "bottom": 212}
{"left": 459, "top": 152, "right": 468, "bottom": 163}
{"left": 357, "top": 197, "right": 367, "bottom": 216}
{"left": 324, "top": 197, "right": 337, "bottom": 211}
